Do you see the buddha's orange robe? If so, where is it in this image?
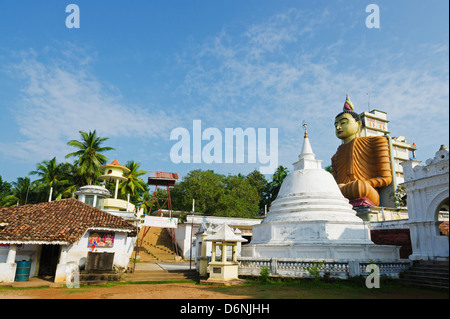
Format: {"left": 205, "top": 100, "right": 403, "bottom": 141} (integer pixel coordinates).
{"left": 331, "top": 136, "right": 392, "bottom": 206}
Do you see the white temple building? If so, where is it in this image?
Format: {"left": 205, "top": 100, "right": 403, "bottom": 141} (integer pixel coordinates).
{"left": 400, "top": 145, "right": 449, "bottom": 261}
{"left": 242, "top": 128, "right": 400, "bottom": 261}
{"left": 75, "top": 159, "right": 139, "bottom": 222}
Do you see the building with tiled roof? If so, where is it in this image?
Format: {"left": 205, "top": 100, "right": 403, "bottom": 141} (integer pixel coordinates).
{"left": 0, "top": 198, "right": 136, "bottom": 244}
{"left": 0, "top": 198, "right": 137, "bottom": 284}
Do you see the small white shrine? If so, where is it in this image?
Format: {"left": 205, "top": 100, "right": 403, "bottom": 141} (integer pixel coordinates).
{"left": 242, "top": 126, "right": 400, "bottom": 261}
{"left": 204, "top": 224, "right": 247, "bottom": 282}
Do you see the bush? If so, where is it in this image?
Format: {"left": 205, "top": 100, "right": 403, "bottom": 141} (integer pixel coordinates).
{"left": 259, "top": 267, "right": 271, "bottom": 283}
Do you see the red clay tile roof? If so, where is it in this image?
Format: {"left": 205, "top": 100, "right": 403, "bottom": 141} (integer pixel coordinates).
{"left": 110, "top": 159, "right": 122, "bottom": 166}
{"left": 0, "top": 198, "right": 137, "bottom": 244}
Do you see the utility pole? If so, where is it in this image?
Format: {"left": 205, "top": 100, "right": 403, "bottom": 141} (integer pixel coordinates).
{"left": 189, "top": 199, "right": 195, "bottom": 271}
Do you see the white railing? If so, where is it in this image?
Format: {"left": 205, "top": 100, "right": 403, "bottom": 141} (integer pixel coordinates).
{"left": 238, "top": 257, "right": 411, "bottom": 279}
{"left": 358, "top": 261, "right": 411, "bottom": 276}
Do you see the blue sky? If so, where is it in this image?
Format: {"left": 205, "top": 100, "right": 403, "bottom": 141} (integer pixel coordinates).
{"left": 0, "top": 0, "right": 448, "bottom": 183}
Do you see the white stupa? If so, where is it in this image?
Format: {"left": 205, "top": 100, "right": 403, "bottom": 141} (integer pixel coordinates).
{"left": 242, "top": 125, "right": 400, "bottom": 260}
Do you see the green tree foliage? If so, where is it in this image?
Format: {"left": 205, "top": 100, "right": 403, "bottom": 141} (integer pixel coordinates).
{"left": 0, "top": 176, "right": 12, "bottom": 206}
{"left": 171, "top": 169, "right": 260, "bottom": 218}
{"left": 143, "top": 187, "right": 173, "bottom": 216}
{"left": 1, "top": 176, "right": 35, "bottom": 206}
{"left": 117, "top": 160, "right": 147, "bottom": 202}
{"left": 138, "top": 188, "right": 154, "bottom": 215}
{"left": 1, "top": 131, "right": 292, "bottom": 214}
{"left": 171, "top": 170, "right": 224, "bottom": 215}
{"left": 66, "top": 130, "right": 114, "bottom": 185}
{"left": 246, "top": 169, "right": 269, "bottom": 214}
{"left": 30, "top": 157, "right": 71, "bottom": 202}
{"left": 219, "top": 174, "right": 259, "bottom": 217}
{"left": 267, "top": 165, "right": 289, "bottom": 204}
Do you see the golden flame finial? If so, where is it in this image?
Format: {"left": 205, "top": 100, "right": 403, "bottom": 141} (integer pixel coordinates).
{"left": 302, "top": 120, "right": 308, "bottom": 138}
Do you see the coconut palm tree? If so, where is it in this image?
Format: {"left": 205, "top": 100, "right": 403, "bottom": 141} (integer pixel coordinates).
{"left": 65, "top": 130, "right": 114, "bottom": 185}
{"left": 58, "top": 161, "right": 85, "bottom": 197}
{"left": 267, "top": 165, "right": 289, "bottom": 205}
{"left": 118, "top": 160, "right": 147, "bottom": 200}
{"left": 138, "top": 189, "right": 153, "bottom": 215}
{"left": 30, "top": 157, "right": 70, "bottom": 201}
{"left": 0, "top": 176, "right": 12, "bottom": 206}
{"left": 2, "top": 177, "right": 35, "bottom": 206}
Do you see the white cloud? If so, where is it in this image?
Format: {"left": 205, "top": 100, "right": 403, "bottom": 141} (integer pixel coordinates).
{"left": 1, "top": 6, "right": 447, "bottom": 176}
{"left": 177, "top": 7, "right": 449, "bottom": 165}
{"left": 1, "top": 48, "right": 178, "bottom": 163}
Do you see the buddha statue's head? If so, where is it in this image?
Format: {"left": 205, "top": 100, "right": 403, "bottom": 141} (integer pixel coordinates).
{"left": 334, "top": 110, "right": 362, "bottom": 144}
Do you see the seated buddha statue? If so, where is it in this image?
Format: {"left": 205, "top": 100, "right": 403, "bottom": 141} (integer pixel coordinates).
{"left": 331, "top": 95, "right": 392, "bottom": 207}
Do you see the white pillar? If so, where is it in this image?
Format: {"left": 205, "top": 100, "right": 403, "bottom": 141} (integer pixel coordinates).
{"left": 54, "top": 245, "right": 69, "bottom": 283}
{"left": 221, "top": 243, "right": 227, "bottom": 263}
{"left": 0, "top": 244, "right": 18, "bottom": 283}
{"left": 6, "top": 244, "right": 17, "bottom": 263}
{"left": 92, "top": 195, "right": 98, "bottom": 208}
{"left": 114, "top": 179, "right": 119, "bottom": 199}
{"left": 211, "top": 242, "right": 216, "bottom": 262}
{"left": 59, "top": 246, "right": 68, "bottom": 265}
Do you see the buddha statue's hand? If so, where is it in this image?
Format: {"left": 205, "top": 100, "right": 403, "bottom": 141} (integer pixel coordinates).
{"left": 339, "top": 180, "right": 380, "bottom": 206}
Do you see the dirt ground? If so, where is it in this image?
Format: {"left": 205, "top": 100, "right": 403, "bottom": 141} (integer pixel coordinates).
{"left": 1, "top": 280, "right": 448, "bottom": 300}
{"left": 0, "top": 283, "right": 249, "bottom": 299}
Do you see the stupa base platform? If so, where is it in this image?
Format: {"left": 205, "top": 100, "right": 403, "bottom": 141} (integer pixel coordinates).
{"left": 242, "top": 243, "right": 400, "bottom": 260}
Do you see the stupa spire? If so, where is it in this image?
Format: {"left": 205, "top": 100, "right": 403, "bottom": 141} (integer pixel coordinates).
{"left": 300, "top": 121, "right": 314, "bottom": 156}
{"left": 293, "top": 121, "right": 322, "bottom": 170}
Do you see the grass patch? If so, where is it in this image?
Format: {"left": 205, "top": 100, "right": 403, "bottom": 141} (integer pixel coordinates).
{"left": 0, "top": 285, "right": 50, "bottom": 291}
{"left": 207, "top": 276, "right": 449, "bottom": 299}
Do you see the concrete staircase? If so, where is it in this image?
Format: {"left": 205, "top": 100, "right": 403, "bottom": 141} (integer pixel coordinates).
{"left": 401, "top": 261, "right": 449, "bottom": 289}
{"left": 79, "top": 270, "right": 123, "bottom": 286}
{"left": 136, "top": 227, "right": 181, "bottom": 262}
{"left": 123, "top": 227, "right": 197, "bottom": 282}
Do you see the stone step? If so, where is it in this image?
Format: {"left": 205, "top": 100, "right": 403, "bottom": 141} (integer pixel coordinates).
{"left": 135, "top": 227, "right": 182, "bottom": 262}
{"left": 123, "top": 271, "right": 197, "bottom": 282}
{"left": 401, "top": 261, "right": 449, "bottom": 290}
{"left": 411, "top": 266, "right": 449, "bottom": 273}
{"left": 80, "top": 280, "right": 110, "bottom": 286}
{"left": 402, "top": 273, "right": 449, "bottom": 284}
{"left": 78, "top": 272, "right": 123, "bottom": 285}
{"left": 405, "top": 269, "right": 449, "bottom": 277}
{"left": 125, "top": 261, "right": 198, "bottom": 282}
{"left": 401, "top": 278, "right": 449, "bottom": 289}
